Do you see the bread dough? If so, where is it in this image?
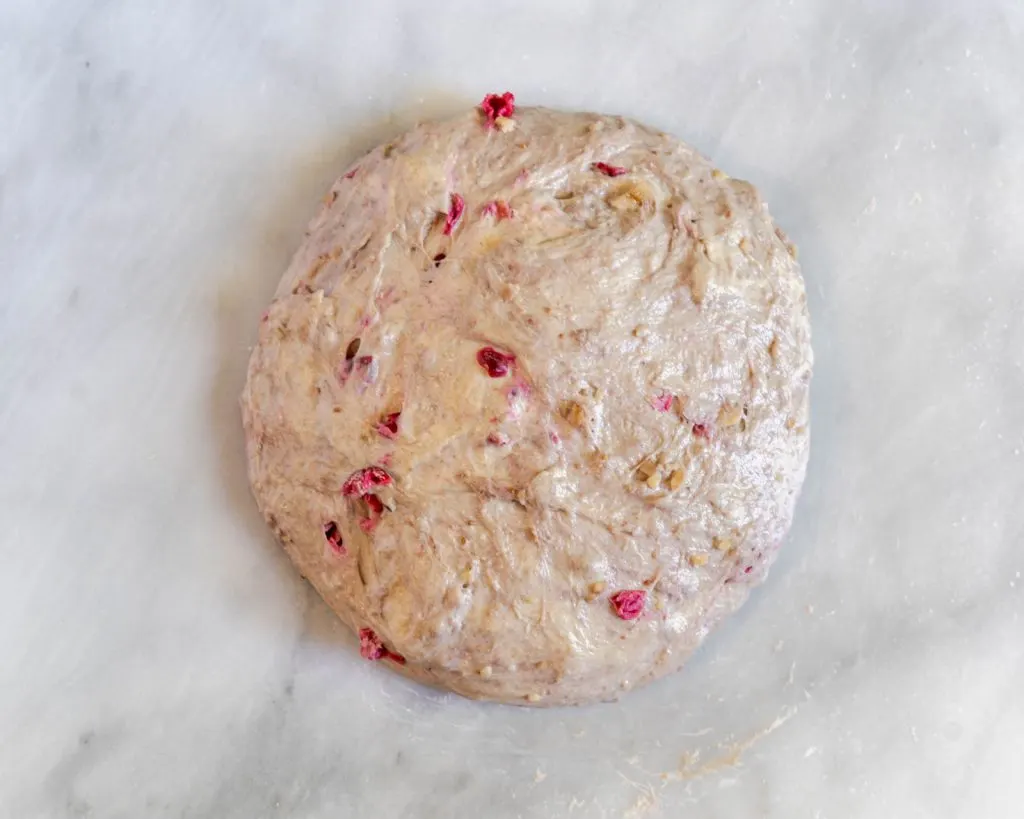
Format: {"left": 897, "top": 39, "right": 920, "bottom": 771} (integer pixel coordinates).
{"left": 242, "top": 101, "right": 812, "bottom": 706}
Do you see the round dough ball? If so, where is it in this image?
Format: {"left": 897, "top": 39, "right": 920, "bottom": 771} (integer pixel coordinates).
{"left": 242, "top": 100, "right": 812, "bottom": 706}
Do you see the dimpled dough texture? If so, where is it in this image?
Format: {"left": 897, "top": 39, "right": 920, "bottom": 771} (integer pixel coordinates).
{"left": 241, "top": 96, "right": 812, "bottom": 707}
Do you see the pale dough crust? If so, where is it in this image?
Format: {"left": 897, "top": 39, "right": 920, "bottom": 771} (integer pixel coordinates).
{"left": 242, "top": 104, "right": 812, "bottom": 706}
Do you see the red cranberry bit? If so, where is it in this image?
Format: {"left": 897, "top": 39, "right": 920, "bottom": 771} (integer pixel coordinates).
{"left": 692, "top": 423, "right": 711, "bottom": 439}
{"left": 359, "top": 627, "right": 405, "bottom": 664}
{"left": 377, "top": 411, "right": 400, "bottom": 439}
{"left": 482, "top": 200, "right": 514, "bottom": 220}
{"left": 359, "top": 517, "right": 379, "bottom": 533}
{"left": 364, "top": 495, "right": 384, "bottom": 516}
{"left": 323, "top": 521, "right": 345, "bottom": 555}
{"left": 355, "top": 355, "right": 378, "bottom": 384}
{"left": 364, "top": 466, "right": 392, "bottom": 488}
{"left": 610, "top": 589, "right": 647, "bottom": 620}
{"left": 341, "top": 473, "right": 364, "bottom": 497}
{"left": 477, "top": 346, "right": 515, "bottom": 377}
{"left": 593, "top": 161, "right": 628, "bottom": 177}
{"left": 432, "top": 253, "right": 446, "bottom": 267}
{"left": 744, "top": 565, "right": 753, "bottom": 574}
{"left": 486, "top": 431, "right": 510, "bottom": 446}
{"left": 359, "top": 628, "right": 385, "bottom": 660}
{"left": 651, "top": 392, "right": 673, "bottom": 413}
{"left": 342, "top": 466, "right": 393, "bottom": 497}
{"left": 443, "top": 193, "right": 465, "bottom": 236}
{"left": 344, "top": 167, "right": 359, "bottom": 179}
{"left": 480, "top": 91, "right": 515, "bottom": 127}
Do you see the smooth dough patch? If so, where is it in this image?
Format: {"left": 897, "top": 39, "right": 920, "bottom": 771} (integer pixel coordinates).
{"left": 242, "top": 98, "right": 812, "bottom": 706}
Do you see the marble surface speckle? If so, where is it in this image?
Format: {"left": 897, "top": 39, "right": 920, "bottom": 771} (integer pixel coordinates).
{"left": 2, "top": 2, "right": 1022, "bottom": 817}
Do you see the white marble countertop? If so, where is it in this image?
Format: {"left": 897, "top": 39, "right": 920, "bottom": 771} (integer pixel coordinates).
{"left": 2, "top": 2, "right": 1021, "bottom": 817}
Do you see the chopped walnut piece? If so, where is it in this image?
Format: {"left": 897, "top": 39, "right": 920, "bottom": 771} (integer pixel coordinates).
{"left": 635, "top": 458, "right": 657, "bottom": 480}
{"left": 718, "top": 403, "right": 743, "bottom": 427}
{"left": 561, "top": 400, "right": 586, "bottom": 428}
{"left": 688, "top": 553, "right": 709, "bottom": 567}
{"left": 667, "top": 469, "right": 685, "bottom": 491}
{"left": 712, "top": 535, "right": 732, "bottom": 552}
{"left": 689, "top": 256, "right": 709, "bottom": 304}
{"left": 609, "top": 192, "right": 640, "bottom": 211}
{"left": 645, "top": 472, "right": 661, "bottom": 490}
{"left": 585, "top": 580, "right": 607, "bottom": 602}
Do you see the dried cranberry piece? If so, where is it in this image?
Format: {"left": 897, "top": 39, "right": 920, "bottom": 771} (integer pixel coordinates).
{"left": 344, "top": 167, "right": 359, "bottom": 179}
{"left": 610, "top": 589, "right": 647, "bottom": 620}
{"left": 364, "top": 466, "right": 391, "bottom": 488}
{"left": 480, "top": 92, "right": 515, "bottom": 127}
{"left": 323, "top": 521, "right": 345, "bottom": 554}
{"left": 377, "top": 411, "right": 400, "bottom": 439}
{"left": 359, "top": 627, "right": 385, "bottom": 660}
{"left": 593, "top": 162, "right": 627, "bottom": 177}
{"left": 432, "top": 253, "right": 446, "bottom": 267}
{"left": 350, "top": 355, "right": 377, "bottom": 385}
{"left": 692, "top": 423, "right": 711, "bottom": 439}
{"left": 477, "top": 346, "right": 515, "bottom": 377}
{"left": 342, "top": 466, "right": 393, "bottom": 497}
{"left": 443, "top": 193, "right": 465, "bottom": 236}
{"left": 359, "top": 627, "right": 405, "bottom": 664}
{"left": 482, "top": 200, "right": 514, "bottom": 220}
{"left": 651, "top": 392, "right": 673, "bottom": 413}
{"left": 364, "top": 494, "right": 384, "bottom": 516}
{"left": 486, "top": 432, "right": 510, "bottom": 446}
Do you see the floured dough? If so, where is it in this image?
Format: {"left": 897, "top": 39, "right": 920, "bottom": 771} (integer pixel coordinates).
{"left": 242, "top": 100, "right": 812, "bottom": 706}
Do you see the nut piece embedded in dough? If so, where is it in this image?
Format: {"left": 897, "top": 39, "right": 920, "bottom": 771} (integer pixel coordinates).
{"left": 561, "top": 400, "right": 586, "bottom": 428}
{"left": 718, "top": 403, "right": 743, "bottom": 427}
{"left": 667, "top": 469, "right": 685, "bottom": 491}
{"left": 635, "top": 458, "right": 658, "bottom": 481}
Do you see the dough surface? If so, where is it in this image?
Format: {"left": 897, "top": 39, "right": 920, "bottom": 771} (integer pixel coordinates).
{"left": 242, "top": 101, "right": 812, "bottom": 706}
